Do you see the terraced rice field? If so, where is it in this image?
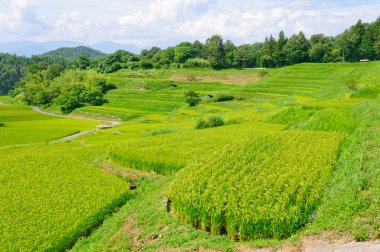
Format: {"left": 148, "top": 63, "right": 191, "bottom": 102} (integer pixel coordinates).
{"left": 1, "top": 62, "right": 380, "bottom": 250}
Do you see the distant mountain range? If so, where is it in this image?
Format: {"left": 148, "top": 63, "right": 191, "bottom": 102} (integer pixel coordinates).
{"left": 0, "top": 41, "right": 141, "bottom": 56}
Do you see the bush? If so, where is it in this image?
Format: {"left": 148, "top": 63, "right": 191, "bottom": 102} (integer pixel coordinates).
{"left": 195, "top": 116, "right": 225, "bottom": 129}
{"left": 183, "top": 58, "right": 211, "bottom": 68}
{"left": 214, "top": 94, "right": 235, "bottom": 102}
{"left": 208, "top": 116, "right": 224, "bottom": 127}
{"left": 57, "top": 93, "right": 81, "bottom": 114}
{"left": 195, "top": 120, "right": 209, "bottom": 129}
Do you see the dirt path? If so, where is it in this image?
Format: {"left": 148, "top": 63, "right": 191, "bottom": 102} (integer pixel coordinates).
{"left": 238, "top": 235, "right": 380, "bottom": 252}
{"left": 32, "top": 106, "right": 122, "bottom": 141}
{"left": 32, "top": 106, "right": 122, "bottom": 126}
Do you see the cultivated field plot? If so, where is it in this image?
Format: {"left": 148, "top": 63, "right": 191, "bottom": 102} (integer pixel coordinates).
{"left": 109, "top": 122, "right": 285, "bottom": 174}
{"left": 0, "top": 105, "right": 98, "bottom": 147}
{"left": 0, "top": 144, "right": 130, "bottom": 251}
{"left": 170, "top": 130, "right": 345, "bottom": 240}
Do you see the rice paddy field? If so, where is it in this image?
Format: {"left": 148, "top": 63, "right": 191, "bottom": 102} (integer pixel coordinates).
{"left": 1, "top": 62, "right": 380, "bottom": 251}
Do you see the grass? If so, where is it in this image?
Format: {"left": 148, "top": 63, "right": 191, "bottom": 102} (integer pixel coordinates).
{"left": 308, "top": 101, "right": 380, "bottom": 240}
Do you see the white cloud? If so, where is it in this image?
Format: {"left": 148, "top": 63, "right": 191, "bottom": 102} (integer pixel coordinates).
{"left": 0, "top": 0, "right": 379, "bottom": 48}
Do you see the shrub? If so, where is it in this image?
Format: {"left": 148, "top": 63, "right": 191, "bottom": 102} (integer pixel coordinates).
{"left": 196, "top": 116, "right": 225, "bottom": 129}
{"left": 183, "top": 58, "right": 211, "bottom": 68}
{"left": 208, "top": 116, "right": 224, "bottom": 127}
{"left": 195, "top": 120, "right": 209, "bottom": 129}
{"left": 57, "top": 93, "right": 81, "bottom": 114}
{"left": 214, "top": 94, "right": 235, "bottom": 102}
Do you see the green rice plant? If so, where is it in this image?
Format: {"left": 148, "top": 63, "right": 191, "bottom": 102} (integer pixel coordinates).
{"left": 0, "top": 144, "right": 130, "bottom": 251}
{"left": 0, "top": 105, "right": 98, "bottom": 147}
{"left": 170, "top": 130, "right": 345, "bottom": 240}
{"left": 109, "top": 122, "right": 285, "bottom": 174}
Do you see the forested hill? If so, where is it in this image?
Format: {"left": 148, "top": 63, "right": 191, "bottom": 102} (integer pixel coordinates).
{"left": 42, "top": 46, "right": 107, "bottom": 60}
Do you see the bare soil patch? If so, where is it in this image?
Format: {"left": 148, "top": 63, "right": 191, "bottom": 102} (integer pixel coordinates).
{"left": 101, "top": 165, "right": 140, "bottom": 180}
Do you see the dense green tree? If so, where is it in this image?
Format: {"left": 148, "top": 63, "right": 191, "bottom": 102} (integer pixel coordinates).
{"left": 339, "top": 20, "right": 366, "bottom": 62}
{"left": 224, "top": 40, "right": 236, "bottom": 68}
{"left": 233, "top": 44, "right": 261, "bottom": 68}
{"left": 174, "top": 42, "right": 193, "bottom": 64}
{"left": 274, "top": 31, "right": 287, "bottom": 67}
{"left": 205, "top": 35, "right": 225, "bottom": 69}
{"left": 284, "top": 32, "right": 310, "bottom": 64}
{"left": 260, "top": 35, "right": 276, "bottom": 67}
{"left": 72, "top": 56, "right": 91, "bottom": 70}
{"left": 152, "top": 47, "right": 175, "bottom": 68}
{"left": 192, "top": 40, "right": 206, "bottom": 59}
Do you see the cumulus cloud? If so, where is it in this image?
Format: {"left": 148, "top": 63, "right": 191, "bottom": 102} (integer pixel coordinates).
{"left": 0, "top": 0, "right": 379, "bottom": 47}
{"left": 0, "top": 0, "right": 45, "bottom": 35}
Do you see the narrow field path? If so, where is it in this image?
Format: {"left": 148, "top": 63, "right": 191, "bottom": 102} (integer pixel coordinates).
{"left": 32, "top": 106, "right": 122, "bottom": 141}
{"left": 32, "top": 106, "right": 122, "bottom": 126}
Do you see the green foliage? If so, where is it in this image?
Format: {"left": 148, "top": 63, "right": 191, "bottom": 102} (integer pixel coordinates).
{"left": 196, "top": 116, "right": 225, "bottom": 129}
{"left": 205, "top": 35, "right": 226, "bottom": 69}
{"left": 185, "top": 90, "right": 201, "bottom": 107}
{"left": 183, "top": 58, "right": 211, "bottom": 68}
{"left": 284, "top": 32, "right": 310, "bottom": 65}
{"left": 72, "top": 55, "right": 91, "bottom": 70}
{"left": 195, "top": 119, "right": 209, "bottom": 129}
{"left": 23, "top": 69, "right": 108, "bottom": 113}
{"left": 207, "top": 116, "right": 225, "bottom": 127}
{"left": 0, "top": 53, "right": 28, "bottom": 94}
{"left": 214, "top": 94, "right": 235, "bottom": 102}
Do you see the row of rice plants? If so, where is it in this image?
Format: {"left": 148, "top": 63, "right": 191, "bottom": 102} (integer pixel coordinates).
{"left": 108, "top": 122, "right": 285, "bottom": 174}
{"left": 170, "top": 130, "right": 345, "bottom": 240}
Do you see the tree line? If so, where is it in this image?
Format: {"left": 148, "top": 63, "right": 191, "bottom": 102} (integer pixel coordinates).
{"left": 1, "top": 17, "right": 379, "bottom": 96}
{"left": 91, "top": 18, "right": 380, "bottom": 72}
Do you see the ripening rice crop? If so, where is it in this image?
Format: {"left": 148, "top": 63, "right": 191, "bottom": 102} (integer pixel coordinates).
{"left": 0, "top": 144, "right": 130, "bottom": 251}
{"left": 170, "top": 130, "right": 345, "bottom": 240}
{"left": 109, "top": 122, "right": 285, "bottom": 174}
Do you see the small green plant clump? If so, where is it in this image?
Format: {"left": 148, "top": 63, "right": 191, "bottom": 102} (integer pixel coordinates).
{"left": 185, "top": 90, "right": 201, "bottom": 107}
{"left": 214, "top": 94, "right": 235, "bottom": 102}
{"left": 345, "top": 79, "right": 358, "bottom": 91}
{"left": 196, "top": 116, "right": 225, "bottom": 129}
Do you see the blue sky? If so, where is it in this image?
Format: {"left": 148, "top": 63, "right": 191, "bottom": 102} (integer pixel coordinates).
{"left": 0, "top": 0, "right": 379, "bottom": 47}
